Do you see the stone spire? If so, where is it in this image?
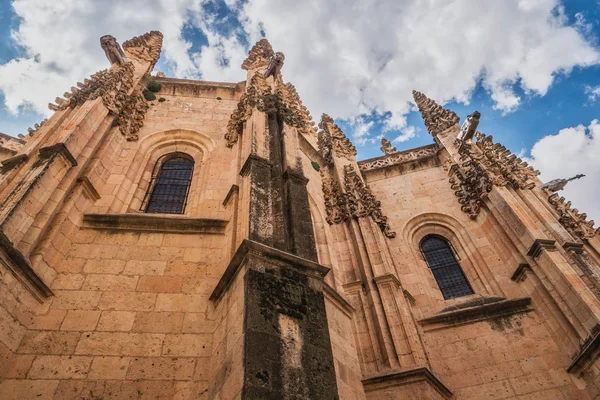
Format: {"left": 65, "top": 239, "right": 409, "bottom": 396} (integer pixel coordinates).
{"left": 412, "top": 90, "right": 460, "bottom": 136}
{"left": 242, "top": 39, "right": 274, "bottom": 71}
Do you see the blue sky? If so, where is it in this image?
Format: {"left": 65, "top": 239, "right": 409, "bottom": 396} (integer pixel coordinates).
{"left": 0, "top": 0, "right": 599, "bottom": 219}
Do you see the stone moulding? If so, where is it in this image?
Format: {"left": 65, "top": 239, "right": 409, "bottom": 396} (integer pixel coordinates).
{"left": 568, "top": 326, "right": 600, "bottom": 375}
{"left": 0, "top": 231, "right": 53, "bottom": 299}
{"left": 419, "top": 297, "right": 532, "bottom": 330}
{"left": 526, "top": 238, "right": 557, "bottom": 259}
{"left": 210, "top": 239, "right": 330, "bottom": 302}
{"left": 511, "top": 263, "right": 532, "bottom": 282}
{"left": 82, "top": 213, "right": 228, "bottom": 234}
{"left": 362, "top": 367, "right": 452, "bottom": 399}
{"left": 358, "top": 144, "right": 440, "bottom": 172}
{"left": 323, "top": 282, "right": 355, "bottom": 318}
{"left": 0, "top": 154, "right": 28, "bottom": 172}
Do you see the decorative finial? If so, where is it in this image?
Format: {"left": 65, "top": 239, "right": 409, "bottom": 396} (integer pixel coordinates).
{"left": 457, "top": 111, "right": 481, "bottom": 141}
{"left": 412, "top": 90, "right": 460, "bottom": 136}
{"left": 263, "top": 52, "right": 285, "bottom": 79}
{"left": 100, "top": 35, "right": 128, "bottom": 66}
{"left": 380, "top": 138, "right": 396, "bottom": 155}
{"left": 542, "top": 174, "right": 585, "bottom": 192}
{"left": 242, "top": 39, "right": 274, "bottom": 71}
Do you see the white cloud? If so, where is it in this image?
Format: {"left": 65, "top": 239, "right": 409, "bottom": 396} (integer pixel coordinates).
{"left": 527, "top": 119, "right": 600, "bottom": 223}
{"left": 585, "top": 85, "right": 600, "bottom": 102}
{"left": 0, "top": 0, "right": 599, "bottom": 148}
{"left": 393, "top": 126, "right": 417, "bottom": 143}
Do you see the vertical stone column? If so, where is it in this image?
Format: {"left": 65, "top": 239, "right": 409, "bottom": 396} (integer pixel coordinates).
{"left": 219, "top": 39, "right": 339, "bottom": 399}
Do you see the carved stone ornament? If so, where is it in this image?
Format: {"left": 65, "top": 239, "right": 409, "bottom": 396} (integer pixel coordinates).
{"left": 457, "top": 111, "right": 480, "bottom": 142}
{"left": 359, "top": 144, "right": 440, "bottom": 172}
{"left": 225, "top": 75, "right": 316, "bottom": 147}
{"left": 449, "top": 143, "right": 493, "bottom": 219}
{"left": 343, "top": 165, "right": 396, "bottom": 238}
{"left": 116, "top": 90, "right": 149, "bottom": 141}
{"left": 318, "top": 114, "right": 357, "bottom": 164}
{"left": 48, "top": 61, "right": 135, "bottom": 115}
{"left": 242, "top": 39, "right": 274, "bottom": 71}
{"left": 472, "top": 132, "right": 539, "bottom": 190}
{"left": 412, "top": 90, "right": 460, "bottom": 136}
{"left": 380, "top": 138, "right": 397, "bottom": 155}
{"left": 100, "top": 35, "right": 128, "bottom": 66}
{"left": 546, "top": 193, "right": 599, "bottom": 239}
{"left": 122, "top": 31, "right": 164, "bottom": 70}
{"left": 321, "top": 171, "right": 350, "bottom": 224}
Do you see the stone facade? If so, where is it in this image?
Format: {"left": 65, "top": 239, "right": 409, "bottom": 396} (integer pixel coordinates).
{"left": 1, "top": 31, "right": 600, "bottom": 400}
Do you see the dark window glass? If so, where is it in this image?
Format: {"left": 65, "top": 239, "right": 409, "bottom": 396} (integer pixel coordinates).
{"left": 144, "top": 154, "right": 193, "bottom": 214}
{"left": 421, "top": 235, "right": 473, "bottom": 299}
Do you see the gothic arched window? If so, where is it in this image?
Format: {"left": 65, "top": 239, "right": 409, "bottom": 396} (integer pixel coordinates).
{"left": 143, "top": 153, "right": 194, "bottom": 214}
{"left": 420, "top": 235, "right": 474, "bottom": 299}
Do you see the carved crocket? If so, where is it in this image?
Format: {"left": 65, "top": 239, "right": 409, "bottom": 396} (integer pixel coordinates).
{"left": 457, "top": 111, "right": 481, "bottom": 142}
{"left": 100, "top": 35, "right": 128, "bottom": 66}
{"left": 263, "top": 52, "right": 285, "bottom": 79}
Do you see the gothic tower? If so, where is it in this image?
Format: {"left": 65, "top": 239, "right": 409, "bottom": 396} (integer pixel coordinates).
{"left": 0, "top": 31, "right": 600, "bottom": 399}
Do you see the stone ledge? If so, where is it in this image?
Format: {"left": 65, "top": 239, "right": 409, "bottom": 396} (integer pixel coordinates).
{"left": 0, "top": 231, "right": 53, "bottom": 299}
{"left": 568, "top": 326, "right": 600, "bottom": 375}
{"left": 222, "top": 184, "right": 239, "bottom": 207}
{"left": 419, "top": 297, "right": 532, "bottom": 330}
{"left": 0, "top": 154, "right": 28, "bottom": 172}
{"left": 527, "top": 238, "right": 556, "bottom": 258}
{"left": 323, "top": 282, "right": 355, "bottom": 318}
{"left": 362, "top": 366, "right": 452, "bottom": 399}
{"left": 210, "top": 239, "right": 330, "bottom": 301}
{"left": 511, "top": 263, "right": 532, "bottom": 282}
{"left": 82, "top": 213, "right": 228, "bottom": 234}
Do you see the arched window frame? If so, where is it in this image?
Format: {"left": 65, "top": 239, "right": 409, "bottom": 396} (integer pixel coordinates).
{"left": 420, "top": 234, "right": 474, "bottom": 300}
{"left": 141, "top": 152, "right": 194, "bottom": 214}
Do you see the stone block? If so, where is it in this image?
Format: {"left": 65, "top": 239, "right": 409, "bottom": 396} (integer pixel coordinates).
{"left": 163, "top": 333, "right": 211, "bottom": 357}
{"left": 87, "top": 356, "right": 131, "bottom": 379}
{"left": 60, "top": 310, "right": 101, "bottom": 331}
{"left": 27, "top": 355, "right": 92, "bottom": 379}
{"left": 126, "top": 357, "right": 196, "bottom": 380}
{"left": 75, "top": 331, "right": 164, "bottom": 356}
{"left": 96, "top": 311, "right": 136, "bottom": 332}
{"left": 17, "top": 330, "right": 80, "bottom": 354}
{"left": 51, "top": 290, "right": 102, "bottom": 310}
{"left": 0, "top": 379, "right": 59, "bottom": 400}
{"left": 133, "top": 312, "right": 184, "bottom": 333}
{"left": 98, "top": 292, "right": 157, "bottom": 311}
{"left": 137, "top": 276, "right": 183, "bottom": 293}
{"left": 82, "top": 274, "right": 139, "bottom": 291}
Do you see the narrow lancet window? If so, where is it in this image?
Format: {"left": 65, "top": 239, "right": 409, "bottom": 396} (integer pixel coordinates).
{"left": 143, "top": 153, "right": 193, "bottom": 214}
{"left": 420, "top": 235, "right": 473, "bottom": 299}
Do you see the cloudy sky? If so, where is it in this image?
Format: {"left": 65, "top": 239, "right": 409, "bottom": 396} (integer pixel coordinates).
{"left": 0, "top": 0, "right": 599, "bottom": 221}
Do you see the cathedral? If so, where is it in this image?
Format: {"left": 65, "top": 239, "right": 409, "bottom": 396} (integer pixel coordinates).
{"left": 1, "top": 30, "right": 600, "bottom": 399}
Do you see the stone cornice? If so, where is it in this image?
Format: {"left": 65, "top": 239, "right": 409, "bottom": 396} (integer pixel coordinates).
{"left": 0, "top": 230, "right": 53, "bottom": 299}
{"left": 0, "top": 154, "right": 28, "bottom": 172}
{"left": 358, "top": 143, "right": 441, "bottom": 173}
{"left": 222, "top": 184, "right": 239, "bottom": 207}
{"left": 568, "top": 326, "right": 600, "bottom": 375}
{"left": 511, "top": 263, "right": 532, "bottom": 282}
{"left": 210, "top": 239, "right": 330, "bottom": 301}
{"left": 239, "top": 154, "right": 272, "bottom": 177}
{"left": 39, "top": 143, "right": 77, "bottom": 166}
{"left": 526, "top": 238, "right": 557, "bottom": 259}
{"left": 153, "top": 76, "right": 243, "bottom": 93}
{"left": 77, "top": 177, "right": 101, "bottom": 201}
{"left": 362, "top": 366, "right": 452, "bottom": 399}
{"left": 323, "top": 282, "right": 355, "bottom": 317}
{"left": 420, "top": 297, "right": 532, "bottom": 330}
{"left": 82, "top": 213, "right": 228, "bottom": 234}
